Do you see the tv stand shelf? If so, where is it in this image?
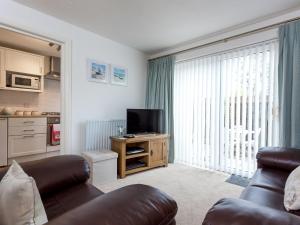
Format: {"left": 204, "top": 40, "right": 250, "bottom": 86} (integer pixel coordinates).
{"left": 126, "top": 152, "right": 149, "bottom": 159}
{"left": 111, "top": 134, "right": 169, "bottom": 178}
{"left": 126, "top": 166, "right": 150, "bottom": 175}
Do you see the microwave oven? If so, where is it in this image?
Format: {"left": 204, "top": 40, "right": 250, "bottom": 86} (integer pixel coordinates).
{"left": 11, "top": 74, "right": 40, "bottom": 90}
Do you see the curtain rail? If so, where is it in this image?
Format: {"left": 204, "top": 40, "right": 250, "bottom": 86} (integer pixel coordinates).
{"left": 151, "top": 17, "right": 300, "bottom": 60}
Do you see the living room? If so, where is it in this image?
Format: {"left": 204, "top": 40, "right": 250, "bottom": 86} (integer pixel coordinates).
{"left": 1, "top": 0, "right": 300, "bottom": 225}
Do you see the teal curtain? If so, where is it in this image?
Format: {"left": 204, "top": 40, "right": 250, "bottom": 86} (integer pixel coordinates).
{"left": 278, "top": 21, "right": 300, "bottom": 147}
{"left": 146, "top": 55, "right": 175, "bottom": 162}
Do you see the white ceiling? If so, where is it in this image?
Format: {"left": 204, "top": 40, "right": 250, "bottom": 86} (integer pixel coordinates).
{"left": 14, "top": 0, "right": 300, "bottom": 54}
{"left": 0, "top": 28, "right": 61, "bottom": 57}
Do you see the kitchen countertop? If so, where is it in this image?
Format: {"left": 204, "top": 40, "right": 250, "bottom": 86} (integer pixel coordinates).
{"left": 0, "top": 115, "right": 60, "bottom": 118}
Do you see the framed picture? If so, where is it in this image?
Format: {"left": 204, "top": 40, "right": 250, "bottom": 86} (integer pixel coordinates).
{"left": 110, "top": 65, "right": 128, "bottom": 86}
{"left": 87, "top": 59, "right": 109, "bottom": 83}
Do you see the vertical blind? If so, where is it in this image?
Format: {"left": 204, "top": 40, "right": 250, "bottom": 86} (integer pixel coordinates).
{"left": 174, "top": 40, "right": 279, "bottom": 177}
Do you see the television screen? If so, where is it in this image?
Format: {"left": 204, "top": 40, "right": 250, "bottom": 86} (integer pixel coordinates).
{"left": 127, "top": 109, "right": 164, "bottom": 134}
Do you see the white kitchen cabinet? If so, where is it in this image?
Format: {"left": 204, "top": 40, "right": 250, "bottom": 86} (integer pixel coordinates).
{"left": 8, "top": 134, "right": 47, "bottom": 158}
{"left": 0, "top": 118, "right": 7, "bottom": 166}
{"left": 9, "top": 125, "right": 47, "bottom": 136}
{"left": 5, "top": 49, "right": 44, "bottom": 75}
{"left": 8, "top": 118, "right": 47, "bottom": 158}
{"left": 8, "top": 117, "right": 46, "bottom": 127}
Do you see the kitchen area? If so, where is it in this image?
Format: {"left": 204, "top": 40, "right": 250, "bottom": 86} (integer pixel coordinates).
{"left": 0, "top": 28, "right": 61, "bottom": 166}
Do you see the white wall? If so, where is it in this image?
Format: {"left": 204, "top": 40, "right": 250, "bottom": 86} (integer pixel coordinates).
{"left": 0, "top": 79, "right": 60, "bottom": 112}
{"left": 0, "top": 0, "right": 147, "bottom": 154}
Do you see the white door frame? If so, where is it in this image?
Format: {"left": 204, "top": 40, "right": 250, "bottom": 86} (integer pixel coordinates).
{"left": 0, "top": 22, "right": 73, "bottom": 155}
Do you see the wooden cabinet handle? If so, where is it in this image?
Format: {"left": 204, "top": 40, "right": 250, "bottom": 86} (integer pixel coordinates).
{"left": 150, "top": 150, "right": 153, "bottom": 156}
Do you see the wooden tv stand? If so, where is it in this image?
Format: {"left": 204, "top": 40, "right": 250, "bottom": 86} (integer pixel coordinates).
{"left": 110, "top": 134, "right": 169, "bottom": 178}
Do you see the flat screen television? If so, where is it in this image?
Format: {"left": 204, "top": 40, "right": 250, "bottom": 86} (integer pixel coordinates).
{"left": 127, "top": 109, "right": 164, "bottom": 134}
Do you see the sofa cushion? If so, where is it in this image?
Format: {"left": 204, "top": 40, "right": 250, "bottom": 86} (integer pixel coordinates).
{"left": 240, "top": 168, "right": 288, "bottom": 211}
{"left": 247, "top": 168, "right": 289, "bottom": 194}
{"left": 43, "top": 183, "right": 103, "bottom": 220}
{"left": 241, "top": 185, "right": 285, "bottom": 210}
{"left": 240, "top": 167, "right": 300, "bottom": 216}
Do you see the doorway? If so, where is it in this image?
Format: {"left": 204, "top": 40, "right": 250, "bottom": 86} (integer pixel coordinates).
{"left": 0, "top": 23, "right": 72, "bottom": 165}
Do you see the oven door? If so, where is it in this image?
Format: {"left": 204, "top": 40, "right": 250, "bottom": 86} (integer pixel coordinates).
{"left": 47, "top": 117, "right": 61, "bottom": 146}
{"left": 50, "top": 124, "right": 60, "bottom": 146}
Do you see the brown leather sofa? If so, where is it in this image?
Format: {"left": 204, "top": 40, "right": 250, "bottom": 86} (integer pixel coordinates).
{"left": 202, "top": 147, "right": 300, "bottom": 225}
{"left": 0, "top": 155, "right": 177, "bottom": 225}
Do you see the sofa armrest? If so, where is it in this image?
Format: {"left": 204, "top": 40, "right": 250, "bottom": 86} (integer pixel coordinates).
{"left": 44, "top": 184, "right": 177, "bottom": 225}
{"left": 202, "top": 198, "right": 300, "bottom": 225}
{"left": 257, "top": 147, "right": 300, "bottom": 172}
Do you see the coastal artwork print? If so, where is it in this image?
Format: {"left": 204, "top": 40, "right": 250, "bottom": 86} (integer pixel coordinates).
{"left": 111, "top": 65, "right": 128, "bottom": 86}
{"left": 87, "top": 59, "right": 109, "bottom": 83}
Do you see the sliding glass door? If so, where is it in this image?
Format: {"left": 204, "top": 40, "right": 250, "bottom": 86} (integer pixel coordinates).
{"left": 174, "top": 40, "right": 279, "bottom": 177}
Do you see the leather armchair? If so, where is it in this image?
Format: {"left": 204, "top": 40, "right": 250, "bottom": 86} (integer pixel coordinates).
{"left": 0, "top": 155, "right": 177, "bottom": 225}
{"left": 202, "top": 147, "right": 300, "bottom": 225}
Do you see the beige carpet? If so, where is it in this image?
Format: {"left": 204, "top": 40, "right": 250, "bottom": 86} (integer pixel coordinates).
{"left": 96, "top": 164, "right": 243, "bottom": 225}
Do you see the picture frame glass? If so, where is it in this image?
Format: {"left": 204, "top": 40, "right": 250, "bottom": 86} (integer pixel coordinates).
{"left": 87, "top": 59, "right": 109, "bottom": 83}
{"left": 111, "top": 66, "right": 128, "bottom": 86}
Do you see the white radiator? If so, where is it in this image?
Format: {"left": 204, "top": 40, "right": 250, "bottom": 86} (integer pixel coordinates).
{"left": 85, "top": 120, "right": 126, "bottom": 151}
